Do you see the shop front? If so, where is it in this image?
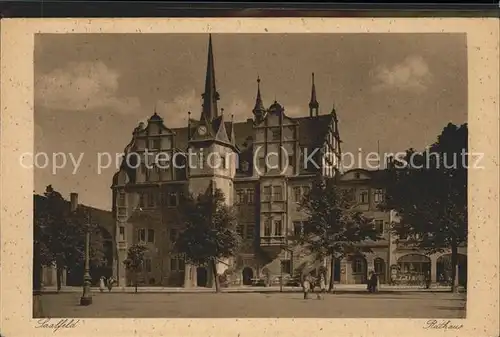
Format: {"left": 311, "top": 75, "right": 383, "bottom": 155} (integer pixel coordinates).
{"left": 391, "top": 254, "right": 431, "bottom": 286}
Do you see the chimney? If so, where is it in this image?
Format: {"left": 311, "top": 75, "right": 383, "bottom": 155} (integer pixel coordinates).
{"left": 70, "top": 193, "right": 78, "bottom": 212}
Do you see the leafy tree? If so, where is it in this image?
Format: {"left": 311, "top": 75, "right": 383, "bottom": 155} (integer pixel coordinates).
{"left": 176, "top": 186, "right": 241, "bottom": 293}
{"left": 123, "top": 243, "right": 149, "bottom": 293}
{"left": 34, "top": 185, "right": 106, "bottom": 291}
{"left": 382, "top": 123, "right": 467, "bottom": 292}
{"left": 298, "top": 176, "right": 380, "bottom": 292}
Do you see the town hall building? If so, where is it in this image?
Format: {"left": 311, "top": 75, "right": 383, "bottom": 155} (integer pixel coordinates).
{"left": 110, "top": 35, "right": 467, "bottom": 289}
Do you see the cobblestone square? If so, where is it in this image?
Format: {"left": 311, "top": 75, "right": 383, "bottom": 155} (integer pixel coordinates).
{"left": 38, "top": 291, "right": 466, "bottom": 318}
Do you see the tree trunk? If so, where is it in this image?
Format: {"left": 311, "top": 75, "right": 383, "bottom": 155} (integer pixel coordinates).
{"left": 135, "top": 273, "right": 138, "bottom": 293}
{"left": 450, "top": 239, "right": 459, "bottom": 293}
{"left": 211, "top": 259, "right": 220, "bottom": 293}
{"left": 328, "top": 255, "right": 335, "bottom": 293}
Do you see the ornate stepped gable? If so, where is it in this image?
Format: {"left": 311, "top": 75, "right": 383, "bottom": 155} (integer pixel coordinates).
{"left": 112, "top": 35, "right": 340, "bottom": 185}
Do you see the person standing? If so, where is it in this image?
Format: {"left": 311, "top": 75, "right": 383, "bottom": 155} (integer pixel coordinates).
{"left": 302, "top": 274, "right": 312, "bottom": 299}
{"left": 107, "top": 276, "right": 116, "bottom": 292}
{"left": 317, "top": 272, "right": 327, "bottom": 299}
{"left": 99, "top": 276, "right": 106, "bottom": 293}
{"left": 369, "top": 271, "right": 378, "bottom": 293}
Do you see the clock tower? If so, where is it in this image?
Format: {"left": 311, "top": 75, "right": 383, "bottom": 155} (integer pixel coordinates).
{"left": 185, "top": 34, "right": 239, "bottom": 287}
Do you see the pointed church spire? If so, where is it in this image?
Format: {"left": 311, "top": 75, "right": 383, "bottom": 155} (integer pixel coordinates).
{"left": 309, "top": 72, "right": 319, "bottom": 117}
{"left": 252, "top": 76, "right": 266, "bottom": 123}
{"left": 201, "top": 34, "right": 220, "bottom": 122}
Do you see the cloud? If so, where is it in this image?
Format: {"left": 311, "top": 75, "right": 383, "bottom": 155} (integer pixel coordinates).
{"left": 157, "top": 92, "right": 255, "bottom": 127}
{"left": 157, "top": 92, "right": 304, "bottom": 128}
{"left": 157, "top": 90, "right": 199, "bottom": 127}
{"left": 372, "top": 56, "right": 432, "bottom": 93}
{"left": 35, "top": 61, "right": 141, "bottom": 113}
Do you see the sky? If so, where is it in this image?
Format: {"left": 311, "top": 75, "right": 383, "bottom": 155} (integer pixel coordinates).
{"left": 34, "top": 33, "right": 467, "bottom": 210}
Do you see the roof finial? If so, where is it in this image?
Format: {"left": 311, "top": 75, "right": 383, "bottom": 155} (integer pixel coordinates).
{"left": 252, "top": 75, "right": 266, "bottom": 121}
{"left": 309, "top": 72, "right": 319, "bottom": 117}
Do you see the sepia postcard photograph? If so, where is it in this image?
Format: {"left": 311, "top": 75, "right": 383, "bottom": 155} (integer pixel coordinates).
{"left": 1, "top": 18, "right": 499, "bottom": 337}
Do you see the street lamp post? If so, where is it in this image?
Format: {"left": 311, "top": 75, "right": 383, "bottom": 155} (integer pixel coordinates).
{"left": 80, "top": 209, "right": 92, "bottom": 306}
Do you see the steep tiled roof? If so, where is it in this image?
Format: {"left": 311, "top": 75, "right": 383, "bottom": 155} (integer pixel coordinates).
{"left": 171, "top": 114, "right": 332, "bottom": 151}
{"left": 295, "top": 114, "right": 334, "bottom": 147}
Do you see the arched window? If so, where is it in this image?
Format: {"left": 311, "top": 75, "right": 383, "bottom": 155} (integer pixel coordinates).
{"left": 352, "top": 256, "right": 366, "bottom": 274}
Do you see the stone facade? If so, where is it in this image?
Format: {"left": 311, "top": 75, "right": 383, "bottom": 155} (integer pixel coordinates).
{"left": 110, "top": 35, "right": 467, "bottom": 288}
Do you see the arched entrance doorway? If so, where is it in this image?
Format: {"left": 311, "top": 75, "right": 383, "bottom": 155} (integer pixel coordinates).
{"left": 397, "top": 254, "right": 431, "bottom": 285}
{"left": 242, "top": 267, "right": 253, "bottom": 285}
{"left": 196, "top": 267, "right": 208, "bottom": 287}
{"left": 374, "top": 258, "right": 386, "bottom": 284}
{"left": 436, "top": 254, "right": 467, "bottom": 287}
{"left": 351, "top": 255, "right": 367, "bottom": 284}
{"left": 333, "top": 258, "right": 341, "bottom": 283}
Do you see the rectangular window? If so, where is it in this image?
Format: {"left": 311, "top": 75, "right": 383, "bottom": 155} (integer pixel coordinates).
{"left": 360, "top": 190, "right": 369, "bottom": 204}
{"left": 170, "top": 228, "right": 178, "bottom": 242}
{"left": 138, "top": 228, "right": 146, "bottom": 242}
{"left": 145, "top": 258, "right": 152, "bottom": 272}
{"left": 117, "top": 207, "right": 127, "bottom": 217}
{"left": 281, "top": 260, "right": 292, "bottom": 274}
{"left": 147, "top": 229, "right": 155, "bottom": 243}
{"left": 178, "top": 258, "right": 185, "bottom": 271}
{"left": 139, "top": 193, "right": 145, "bottom": 208}
{"left": 293, "top": 187, "right": 301, "bottom": 202}
{"left": 118, "top": 192, "right": 126, "bottom": 206}
{"left": 264, "top": 220, "right": 272, "bottom": 236}
{"left": 288, "top": 155, "right": 294, "bottom": 168}
{"left": 246, "top": 189, "right": 254, "bottom": 204}
{"left": 374, "top": 220, "right": 384, "bottom": 235}
{"left": 274, "top": 220, "right": 282, "bottom": 236}
{"left": 237, "top": 225, "right": 244, "bottom": 237}
{"left": 170, "top": 256, "right": 185, "bottom": 272}
{"left": 246, "top": 224, "right": 254, "bottom": 240}
{"left": 263, "top": 186, "right": 271, "bottom": 202}
{"left": 299, "top": 147, "right": 306, "bottom": 166}
{"left": 147, "top": 192, "right": 155, "bottom": 208}
{"left": 149, "top": 139, "right": 161, "bottom": 150}
{"left": 352, "top": 258, "right": 364, "bottom": 274}
{"left": 374, "top": 189, "right": 384, "bottom": 203}
{"left": 273, "top": 186, "right": 283, "bottom": 201}
{"left": 293, "top": 221, "right": 302, "bottom": 237}
{"left": 220, "top": 155, "right": 226, "bottom": 170}
{"left": 168, "top": 192, "right": 178, "bottom": 207}
{"left": 236, "top": 189, "right": 245, "bottom": 204}
{"left": 170, "top": 258, "right": 177, "bottom": 271}
{"left": 271, "top": 128, "right": 280, "bottom": 141}
{"left": 119, "top": 226, "right": 125, "bottom": 241}
{"left": 302, "top": 186, "right": 311, "bottom": 197}
{"left": 158, "top": 192, "right": 165, "bottom": 206}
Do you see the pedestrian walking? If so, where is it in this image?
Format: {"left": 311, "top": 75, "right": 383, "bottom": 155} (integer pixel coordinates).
{"left": 107, "top": 276, "right": 116, "bottom": 292}
{"left": 316, "top": 272, "right": 327, "bottom": 299}
{"left": 302, "top": 274, "right": 312, "bottom": 299}
{"left": 99, "top": 276, "right": 106, "bottom": 293}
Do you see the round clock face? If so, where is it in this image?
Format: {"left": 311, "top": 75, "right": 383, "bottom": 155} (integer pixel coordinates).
{"left": 198, "top": 126, "right": 207, "bottom": 135}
